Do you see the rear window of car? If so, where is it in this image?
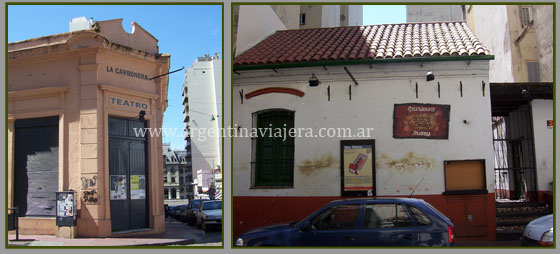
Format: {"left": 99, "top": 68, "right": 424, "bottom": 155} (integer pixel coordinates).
{"left": 363, "top": 203, "right": 413, "bottom": 229}
{"left": 420, "top": 201, "right": 448, "bottom": 221}
{"left": 407, "top": 205, "right": 432, "bottom": 226}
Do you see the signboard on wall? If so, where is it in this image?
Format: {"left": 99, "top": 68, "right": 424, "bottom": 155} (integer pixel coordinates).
{"left": 340, "top": 140, "right": 375, "bottom": 197}
{"left": 393, "top": 103, "right": 450, "bottom": 139}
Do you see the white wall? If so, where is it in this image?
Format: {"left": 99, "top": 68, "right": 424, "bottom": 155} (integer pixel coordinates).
{"left": 236, "top": 5, "right": 288, "bottom": 56}
{"left": 185, "top": 57, "right": 221, "bottom": 183}
{"left": 321, "top": 5, "right": 340, "bottom": 28}
{"left": 406, "top": 5, "right": 465, "bottom": 22}
{"left": 531, "top": 99, "right": 553, "bottom": 192}
{"left": 533, "top": 5, "right": 554, "bottom": 82}
{"left": 233, "top": 61, "right": 493, "bottom": 197}
{"left": 469, "top": 5, "right": 514, "bottom": 82}
{"left": 347, "top": 5, "right": 363, "bottom": 26}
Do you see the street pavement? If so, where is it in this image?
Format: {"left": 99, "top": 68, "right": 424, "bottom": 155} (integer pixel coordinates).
{"left": 7, "top": 217, "right": 222, "bottom": 247}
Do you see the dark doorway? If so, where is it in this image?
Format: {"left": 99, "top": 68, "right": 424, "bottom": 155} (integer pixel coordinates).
{"left": 109, "top": 116, "right": 149, "bottom": 232}
{"left": 14, "top": 116, "right": 59, "bottom": 217}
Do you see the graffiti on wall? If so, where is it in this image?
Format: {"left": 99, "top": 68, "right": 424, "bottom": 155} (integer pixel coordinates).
{"left": 80, "top": 175, "right": 97, "bottom": 189}
{"left": 82, "top": 189, "right": 99, "bottom": 205}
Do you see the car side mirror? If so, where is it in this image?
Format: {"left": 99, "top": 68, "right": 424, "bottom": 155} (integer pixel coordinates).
{"left": 299, "top": 221, "right": 312, "bottom": 232}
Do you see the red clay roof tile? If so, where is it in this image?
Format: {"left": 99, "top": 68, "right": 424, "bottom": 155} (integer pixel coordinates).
{"left": 234, "top": 21, "right": 490, "bottom": 67}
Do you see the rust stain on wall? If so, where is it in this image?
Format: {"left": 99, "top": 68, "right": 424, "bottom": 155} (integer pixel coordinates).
{"left": 298, "top": 154, "right": 337, "bottom": 176}
{"left": 376, "top": 152, "right": 435, "bottom": 173}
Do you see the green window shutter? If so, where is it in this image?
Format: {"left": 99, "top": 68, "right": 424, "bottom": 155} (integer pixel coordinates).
{"left": 254, "top": 110, "right": 294, "bottom": 187}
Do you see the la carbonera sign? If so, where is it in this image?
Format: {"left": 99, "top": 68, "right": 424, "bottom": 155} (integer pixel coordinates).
{"left": 107, "top": 66, "right": 149, "bottom": 80}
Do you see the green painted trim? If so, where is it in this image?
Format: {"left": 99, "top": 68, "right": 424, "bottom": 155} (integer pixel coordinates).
{"left": 231, "top": 2, "right": 556, "bottom": 6}
{"left": 552, "top": 2, "right": 557, "bottom": 250}
{"left": 7, "top": 2, "right": 221, "bottom": 5}
{"left": 233, "top": 55, "right": 495, "bottom": 71}
{"left": 230, "top": 4, "right": 235, "bottom": 249}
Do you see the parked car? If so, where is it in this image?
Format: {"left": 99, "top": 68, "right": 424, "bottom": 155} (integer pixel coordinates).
{"left": 235, "top": 198, "right": 454, "bottom": 247}
{"left": 196, "top": 200, "right": 223, "bottom": 231}
{"left": 521, "top": 214, "right": 553, "bottom": 246}
{"left": 185, "top": 199, "right": 209, "bottom": 225}
{"left": 175, "top": 204, "right": 188, "bottom": 222}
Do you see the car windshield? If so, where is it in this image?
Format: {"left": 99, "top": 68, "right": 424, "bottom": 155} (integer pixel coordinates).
{"left": 202, "top": 201, "right": 222, "bottom": 210}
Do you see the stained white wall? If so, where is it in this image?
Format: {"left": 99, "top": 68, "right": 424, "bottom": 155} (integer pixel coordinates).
{"left": 531, "top": 99, "right": 553, "bottom": 192}
{"left": 233, "top": 61, "right": 493, "bottom": 197}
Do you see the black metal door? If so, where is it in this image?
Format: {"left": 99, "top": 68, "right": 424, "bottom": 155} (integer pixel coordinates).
{"left": 14, "top": 116, "right": 59, "bottom": 217}
{"left": 109, "top": 117, "right": 149, "bottom": 232}
{"left": 492, "top": 105, "right": 537, "bottom": 201}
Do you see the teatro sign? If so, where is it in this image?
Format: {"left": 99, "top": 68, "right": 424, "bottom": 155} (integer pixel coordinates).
{"left": 107, "top": 94, "right": 151, "bottom": 113}
{"left": 393, "top": 103, "right": 450, "bottom": 139}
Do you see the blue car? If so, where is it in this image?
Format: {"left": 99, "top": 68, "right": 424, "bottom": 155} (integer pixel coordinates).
{"left": 235, "top": 198, "right": 454, "bottom": 247}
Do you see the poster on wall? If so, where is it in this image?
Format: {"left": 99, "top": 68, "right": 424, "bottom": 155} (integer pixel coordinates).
{"left": 110, "top": 175, "right": 127, "bottom": 200}
{"left": 130, "top": 175, "right": 146, "bottom": 199}
{"left": 393, "top": 103, "right": 450, "bottom": 139}
{"left": 340, "top": 140, "right": 376, "bottom": 197}
{"left": 56, "top": 191, "right": 76, "bottom": 226}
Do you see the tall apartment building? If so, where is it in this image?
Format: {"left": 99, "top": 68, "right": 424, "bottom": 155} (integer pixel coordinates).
{"left": 183, "top": 54, "right": 222, "bottom": 200}
{"left": 233, "top": 5, "right": 363, "bottom": 56}
{"left": 162, "top": 143, "right": 193, "bottom": 205}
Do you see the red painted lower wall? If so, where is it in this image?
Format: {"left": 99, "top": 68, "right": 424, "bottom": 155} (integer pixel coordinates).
{"left": 538, "top": 191, "right": 554, "bottom": 212}
{"left": 233, "top": 193, "right": 496, "bottom": 241}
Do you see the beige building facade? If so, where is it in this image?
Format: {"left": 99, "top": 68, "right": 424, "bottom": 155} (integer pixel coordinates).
{"left": 8, "top": 18, "right": 170, "bottom": 237}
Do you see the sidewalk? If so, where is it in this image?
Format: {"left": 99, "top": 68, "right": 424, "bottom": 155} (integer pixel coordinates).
{"left": 455, "top": 240, "right": 521, "bottom": 247}
{"left": 8, "top": 217, "right": 220, "bottom": 247}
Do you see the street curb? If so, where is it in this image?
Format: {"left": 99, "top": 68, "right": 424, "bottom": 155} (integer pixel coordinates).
{"left": 130, "top": 238, "right": 197, "bottom": 246}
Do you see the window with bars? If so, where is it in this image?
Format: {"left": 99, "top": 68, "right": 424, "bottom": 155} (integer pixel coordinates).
{"left": 251, "top": 109, "right": 295, "bottom": 188}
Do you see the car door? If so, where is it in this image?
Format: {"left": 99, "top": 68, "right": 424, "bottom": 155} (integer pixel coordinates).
{"left": 355, "top": 202, "right": 419, "bottom": 246}
{"left": 295, "top": 203, "right": 361, "bottom": 246}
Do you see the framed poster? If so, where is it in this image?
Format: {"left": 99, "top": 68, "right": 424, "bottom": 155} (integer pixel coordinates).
{"left": 340, "top": 139, "right": 376, "bottom": 197}
{"left": 130, "top": 175, "right": 146, "bottom": 200}
{"left": 110, "top": 175, "right": 127, "bottom": 200}
{"left": 393, "top": 103, "right": 450, "bottom": 139}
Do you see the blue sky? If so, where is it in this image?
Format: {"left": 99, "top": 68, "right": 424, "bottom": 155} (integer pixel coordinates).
{"left": 363, "top": 5, "right": 406, "bottom": 25}
{"left": 8, "top": 4, "right": 222, "bottom": 150}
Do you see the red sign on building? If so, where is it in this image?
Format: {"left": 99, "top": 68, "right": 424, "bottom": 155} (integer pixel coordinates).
{"left": 393, "top": 103, "right": 450, "bottom": 139}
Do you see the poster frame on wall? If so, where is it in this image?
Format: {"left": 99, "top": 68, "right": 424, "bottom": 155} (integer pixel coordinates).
{"left": 393, "top": 103, "right": 451, "bottom": 139}
{"left": 340, "top": 139, "right": 376, "bottom": 197}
